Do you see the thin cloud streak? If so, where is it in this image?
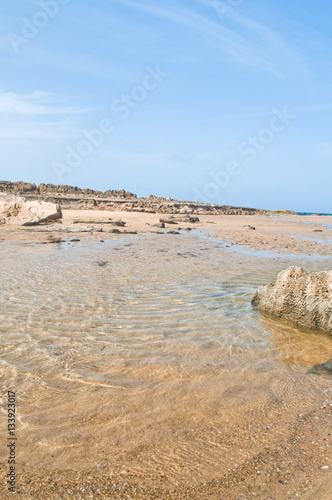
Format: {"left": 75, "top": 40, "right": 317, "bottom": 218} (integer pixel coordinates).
{"left": 0, "top": 91, "right": 87, "bottom": 116}
{"left": 110, "top": 0, "right": 309, "bottom": 78}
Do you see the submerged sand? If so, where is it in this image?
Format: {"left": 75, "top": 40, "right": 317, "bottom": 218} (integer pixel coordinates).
{"left": 0, "top": 212, "right": 331, "bottom": 499}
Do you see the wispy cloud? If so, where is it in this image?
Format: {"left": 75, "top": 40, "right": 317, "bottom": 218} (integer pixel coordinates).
{"left": 0, "top": 91, "right": 87, "bottom": 115}
{"left": 110, "top": 0, "right": 308, "bottom": 77}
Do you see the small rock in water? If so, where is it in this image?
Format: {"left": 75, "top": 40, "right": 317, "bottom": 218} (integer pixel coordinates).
{"left": 252, "top": 266, "right": 332, "bottom": 334}
{"left": 47, "top": 236, "right": 62, "bottom": 244}
{"left": 95, "top": 261, "right": 108, "bottom": 267}
{"left": 308, "top": 359, "right": 332, "bottom": 376}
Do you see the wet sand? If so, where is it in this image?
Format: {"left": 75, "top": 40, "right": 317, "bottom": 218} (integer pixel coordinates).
{"left": 1, "top": 210, "right": 332, "bottom": 256}
{"left": 0, "top": 212, "right": 331, "bottom": 499}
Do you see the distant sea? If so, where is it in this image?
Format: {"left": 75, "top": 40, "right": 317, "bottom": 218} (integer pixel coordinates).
{"left": 297, "top": 212, "right": 332, "bottom": 216}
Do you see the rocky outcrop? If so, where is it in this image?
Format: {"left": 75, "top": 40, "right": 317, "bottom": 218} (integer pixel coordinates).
{"left": 252, "top": 266, "right": 332, "bottom": 335}
{"left": 0, "top": 180, "right": 269, "bottom": 215}
{"left": 0, "top": 181, "right": 136, "bottom": 199}
{"left": 0, "top": 194, "right": 62, "bottom": 226}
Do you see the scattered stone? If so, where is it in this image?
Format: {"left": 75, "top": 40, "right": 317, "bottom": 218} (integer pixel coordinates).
{"left": 186, "top": 216, "right": 200, "bottom": 223}
{"left": 73, "top": 220, "right": 125, "bottom": 226}
{"left": 244, "top": 225, "right": 256, "bottom": 230}
{"left": 109, "top": 229, "right": 121, "bottom": 233}
{"left": 70, "top": 238, "right": 80, "bottom": 242}
{"left": 153, "top": 222, "right": 165, "bottom": 228}
{"left": 167, "top": 231, "right": 180, "bottom": 235}
{"left": 160, "top": 219, "right": 178, "bottom": 225}
{"left": 160, "top": 216, "right": 199, "bottom": 224}
{"left": 313, "top": 230, "right": 323, "bottom": 232}
{"left": 110, "top": 220, "right": 126, "bottom": 227}
{"left": 308, "top": 359, "right": 332, "bottom": 376}
{"left": 252, "top": 266, "right": 332, "bottom": 334}
{"left": 46, "top": 236, "right": 62, "bottom": 244}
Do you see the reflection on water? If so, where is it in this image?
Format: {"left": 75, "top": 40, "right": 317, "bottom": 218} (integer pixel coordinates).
{"left": 0, "top": 233, "right": 331, "bottom": 485}
{"left": 259, "top": 314, "right": 332, "bottom": 368}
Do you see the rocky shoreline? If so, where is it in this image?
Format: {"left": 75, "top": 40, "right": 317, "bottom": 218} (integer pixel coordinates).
{"left": 0, "top": 180, "right": 294, "bottom": 216}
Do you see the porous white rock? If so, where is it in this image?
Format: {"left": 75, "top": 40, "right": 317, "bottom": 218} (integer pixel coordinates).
{"left": 252, "top": 266, "right": 332, "bottom": 335}
{"left": 0, "top": 193, "right": 62, "bottom": 226}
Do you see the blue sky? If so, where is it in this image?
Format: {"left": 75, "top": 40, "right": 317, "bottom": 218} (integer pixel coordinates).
{"left": 1, "top": 0, "right": 332, "bottom": 212}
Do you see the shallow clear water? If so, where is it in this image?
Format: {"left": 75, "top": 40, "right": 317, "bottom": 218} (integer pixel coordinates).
{"left": 292, "top": 234, "right": 332, "bottom": 245}
{"left": 0, "top": 233, "right": 331, "bottom": 388}
{"left": 0, "top": 233, "right": 331, "bottom": 484}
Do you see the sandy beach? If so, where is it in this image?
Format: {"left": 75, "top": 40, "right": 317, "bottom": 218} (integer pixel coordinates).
{"left": 0, "top": 211, "right": 331, "bottom": 499}
{"left": 1, "top": 209, "right": 332, "bottom": 256}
